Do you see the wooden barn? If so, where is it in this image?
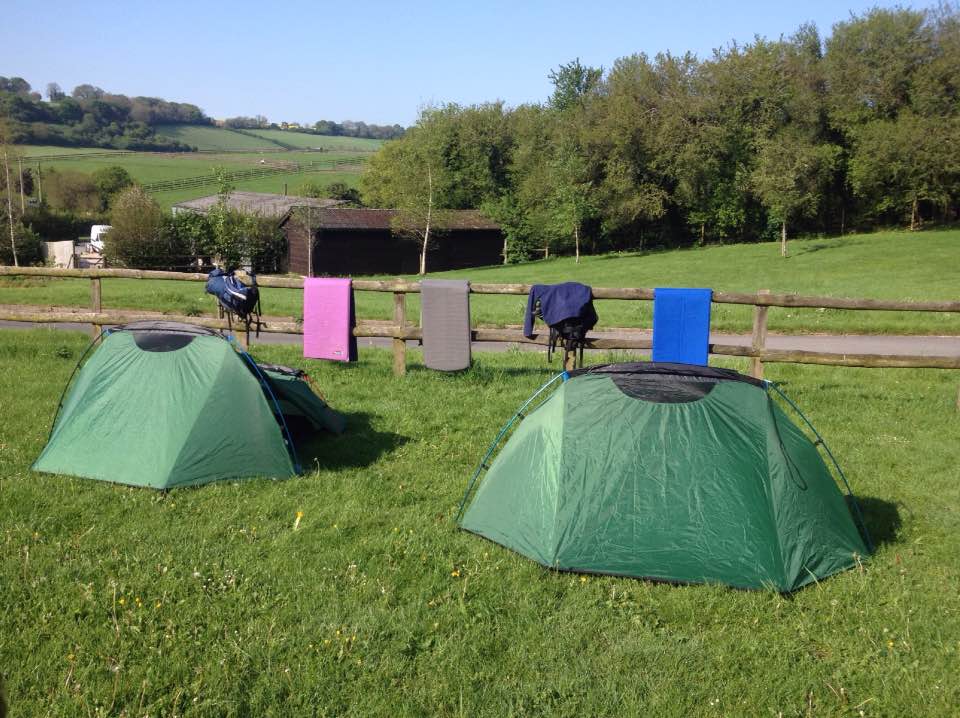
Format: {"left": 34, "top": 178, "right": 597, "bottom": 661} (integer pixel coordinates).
{"left": 281, "top": 208, "right": 504, "bottom": 276}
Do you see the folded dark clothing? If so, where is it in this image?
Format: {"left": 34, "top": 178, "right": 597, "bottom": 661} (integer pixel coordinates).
{"left": 524, "top": 282, "right": 597, "bottom": 338}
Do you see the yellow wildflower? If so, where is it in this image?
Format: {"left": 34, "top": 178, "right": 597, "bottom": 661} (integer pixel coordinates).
{"left": 451, "top": 569, "right": 461, "bottom": 577}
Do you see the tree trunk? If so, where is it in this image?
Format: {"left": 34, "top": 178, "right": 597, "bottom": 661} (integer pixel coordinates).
{"left": 3, "top": 150, "right": 18, "bottom": 267}
{"left": 418, "top": 166, "right": 433, "bottom": 276}
{"left": 17, "top": 156, "right": 25, "bottom": 214}
{"left": 910, "top": 196, "right": 919, "bottom": 231}
{"left": 544, "top": 244, "right": 549, "bottom": 260}
{"left": 699, "top": 222, "right": 705, "bottom": 246}
{"left": 502, "top": 234, "right": 508, "bottom": 264}
{"left": 780, "top": 220, "right": 787, "bottom": 258}
{"left": 574, "top": 225, "right": 580, "bottom": 264}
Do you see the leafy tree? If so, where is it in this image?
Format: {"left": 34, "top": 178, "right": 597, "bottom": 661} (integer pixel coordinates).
{"left": 549, "top": 58, "right": 603, "bottom": 112}
{"left": 42, "top": 169, "right": 100, "bottom": 213}
{"left": 71, "top": 84, "right": 105, "bottom": 101}
{"left": 849, "top": 114, "right": 960, "bottom": 229}
{"left": 92, "top": 166, "right": 134, "bottom": 209}
{"left": 46, "top": 82, "right": 64, "bottom": 101}
{"left": 752, "top": 131, "right": 840, "bottom": 255}
{"left": 102, "top": 186, "right": 175, "bottom": 268}
{"left": 325, "top": 181, "right": 362, "bottom": 206}
{"left": 361, "top": 108, "right": 458, "bottom": 274}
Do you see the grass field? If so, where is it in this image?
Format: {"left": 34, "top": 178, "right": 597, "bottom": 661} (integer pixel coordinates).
{"left": 0, "top": 328, "right": 957, "bottom": 715}
{"left": 153, "top": 125, "right": 281, "bottom": 151}
{"left": 15, "top": 146, "right": 125, "bottom": 157}
{"left": 14, "top": 141, "right": 369, "bottom": 209}
{"left": 244, "top": 129, "right": 383, "bottom": 152}
{"left": 2, "top": 230, "right": 958, "bottom": 336}
{"left": 151, "top": 171, "right": 363, "bottom": 210}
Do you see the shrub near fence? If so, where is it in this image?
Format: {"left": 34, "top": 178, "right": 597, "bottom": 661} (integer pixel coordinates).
{"left": 1, "top": 267, "right": 958, "bottom": 401}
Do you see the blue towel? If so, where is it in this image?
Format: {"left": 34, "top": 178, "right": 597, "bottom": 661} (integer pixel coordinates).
{"left": 652, "top": 288, "right": 713, "bottom": 366}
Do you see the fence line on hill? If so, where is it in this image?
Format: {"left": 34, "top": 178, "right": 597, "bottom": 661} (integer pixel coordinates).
{"left": 1, "top": 266, "right": 958, "bottom": 381}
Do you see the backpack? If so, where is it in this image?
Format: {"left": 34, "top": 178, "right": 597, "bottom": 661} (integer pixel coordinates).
{"left": 205, "top": 268, "right": 262, "bottom": 341}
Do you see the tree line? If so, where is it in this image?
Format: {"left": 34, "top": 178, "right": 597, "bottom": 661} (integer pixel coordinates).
{"left": 361, "top": 6, "right": 960, "bottom": 262}
{"left": 0, "top": 78, "right": 207, "bottom": 151}
{"left": 223, "top": 115, "right": 405, "bottom": 140}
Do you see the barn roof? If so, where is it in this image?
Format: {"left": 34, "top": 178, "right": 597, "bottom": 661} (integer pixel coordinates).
{"left": 172, "top": 192, "right": 343, "bottom": 219}
{"left": 282, "top": 208, "right": 500, "bottom": 231}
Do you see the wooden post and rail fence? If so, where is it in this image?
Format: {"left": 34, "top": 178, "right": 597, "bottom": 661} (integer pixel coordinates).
{"left": 1, "top": 267, "right": 959, "bottom": 383}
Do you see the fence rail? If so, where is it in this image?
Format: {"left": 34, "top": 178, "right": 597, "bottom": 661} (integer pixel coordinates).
{"left": 1, "top": 266, "right": 958, "bottom": 378}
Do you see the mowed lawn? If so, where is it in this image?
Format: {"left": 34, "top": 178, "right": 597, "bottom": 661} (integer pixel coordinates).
{"left": 0, "top": 328, "right": 957, "bottom": 715}
{"left": 2, "top": 230, "right": 958, "bottom": 335}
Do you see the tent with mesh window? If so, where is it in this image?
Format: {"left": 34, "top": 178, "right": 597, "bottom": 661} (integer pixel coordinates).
{"left": 33, "top": 321, "right": 343, "bottom": 489}
{"left": 456, "top": 362, "right": 870, "bottom": 592}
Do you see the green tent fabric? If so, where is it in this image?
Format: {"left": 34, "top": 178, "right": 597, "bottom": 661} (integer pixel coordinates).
{"left": 34, "top": 322, "right": 298, "bottom": 489}
{"left": 259, "top": 364, "right": 346, "bottom": 434}
{"left": 458, "top": 363, "right": 869, "bottom": 592}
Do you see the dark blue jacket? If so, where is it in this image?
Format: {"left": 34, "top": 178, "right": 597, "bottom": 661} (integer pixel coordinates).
{"left": 523, "top": 282, "right": 598, "bottom": 338}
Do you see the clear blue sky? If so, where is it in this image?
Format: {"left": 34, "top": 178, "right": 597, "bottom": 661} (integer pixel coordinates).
{"left": 2, "top": 0, "right": 914, "bottom": 127}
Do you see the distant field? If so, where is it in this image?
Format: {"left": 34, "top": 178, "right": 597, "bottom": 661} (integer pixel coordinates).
{"left": 152, "top": 171, "right": 363, "bottom": 209}
{"left": 153, "top": 124, "right": 279, "bottom": 151}
{"left": 14, "top": 143, "right": 369, "bottom": 207}
{"left": 245, "top": 129, "right": 383, "bottom": 152}
{"left": 2, "top": 230, "right": 957, "bottom": 336}
{"left": 14, "top": 145, "right": 124, "bottom": 158}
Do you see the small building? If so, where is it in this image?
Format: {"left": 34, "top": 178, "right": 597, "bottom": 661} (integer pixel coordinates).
{"left": 171, "top": 191, "right": 342, "bottom": 219}
{"left": 281, "top": 208, "right": 504, "bottom": 276}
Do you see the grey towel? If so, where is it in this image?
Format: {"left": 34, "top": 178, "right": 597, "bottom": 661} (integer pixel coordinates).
{"left": 421, "top": 279, "right": 471, "bottom": 371}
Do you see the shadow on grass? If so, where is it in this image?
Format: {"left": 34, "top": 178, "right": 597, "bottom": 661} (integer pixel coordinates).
{"left": 851, "top": 495, "right": 903, "bottom": 548}
{"left": 290, "top": 412, "right": 408, "bottom": 472}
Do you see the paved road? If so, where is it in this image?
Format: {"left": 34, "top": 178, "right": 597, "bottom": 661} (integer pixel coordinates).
{"left": 3, "top": 320, "right": 959, "bottom": 357}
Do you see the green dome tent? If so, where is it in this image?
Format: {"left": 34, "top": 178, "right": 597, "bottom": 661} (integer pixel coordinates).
{"left": 457, "top": 363, "right": 870, "bottom": 592}
{"left": 33, "top": 322, "right": 341, "bottom": 489}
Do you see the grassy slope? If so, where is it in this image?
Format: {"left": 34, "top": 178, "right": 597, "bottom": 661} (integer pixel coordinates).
{"left": 14, "top": 143, "right": 367, "bottom": 209}
{"left": 2, "top": 230, "right": 957, "bottom": 335}
{"left": 151, "top": 171, "right": 363, "bottom": 210}
{"left": 244, "top": 128, "right": 383, "bottom": 152}
{"left": 153, "top": 125, "right": 280, "bottom": 151}
{"left": 15, "top": 145, "right": 125, "bottom": 157}
{"left": 0, "top": 329, "right": 957, "bottom": 715}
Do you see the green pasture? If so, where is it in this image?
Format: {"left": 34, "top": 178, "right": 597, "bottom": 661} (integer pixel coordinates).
{"left": 244, "top": 128, "right": 383, "bottom": 152}
{"left": 13, "top": 143, "right": 368, "bottom": 209}
{"left": 14, "top": 145, "right": 124, "bottom": 158}
{"left": 153, "top": 125, "right": 280, "bottom": 151}
{"left": 151, "top": 171, "right": 364, "bottom": 210}
{"left": 0, "top": 328, "right": 957, "bottom": 715}
{"left": 2, "top": 230, "right": 957, "bottom": 336}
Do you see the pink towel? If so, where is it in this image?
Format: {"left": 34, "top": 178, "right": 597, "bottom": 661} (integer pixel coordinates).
{"left": 303, "top": 278, "right": 357, "bottom": 362}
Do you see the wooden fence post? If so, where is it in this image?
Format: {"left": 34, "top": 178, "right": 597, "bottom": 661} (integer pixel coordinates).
{"left": 750, "top": 289, "right": 770, "bottom": 379}
{"left": 393, "top": 284, "right": 406, "bottom": 376}
{"left": 90, "top": 277, "right": 102, "bottom": 339}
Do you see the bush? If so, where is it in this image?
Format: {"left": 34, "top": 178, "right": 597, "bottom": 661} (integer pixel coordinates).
{"left": 43, "top": 169, "right": 100, "bottom": 213}
{"left": 103, "top": 186, "right": 186, "bottom": 269}
{"left": 0, "top": 222, "right": 43, "bottom": 265}
{"left": 21, "top": 206, "right": 107, "bottom": 242}
{"left": 91, "top": 166, "right": 134, "bottom": 209}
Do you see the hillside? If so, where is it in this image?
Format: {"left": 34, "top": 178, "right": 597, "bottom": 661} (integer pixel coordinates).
{"left": 152, "top": 125, "right": 279, "bottom": 151}
{"left": 243, "top": 129, "right": 383, "bottom": 152}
